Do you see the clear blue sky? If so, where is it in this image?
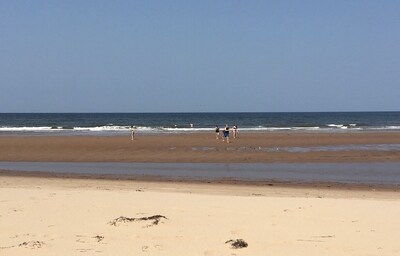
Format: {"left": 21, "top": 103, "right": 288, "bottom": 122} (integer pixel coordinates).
{"left": 1, "top": 0, "right": 399, "bottom": 112}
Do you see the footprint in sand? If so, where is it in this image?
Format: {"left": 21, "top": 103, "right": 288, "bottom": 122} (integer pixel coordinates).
{"left": 141, "top": 244, "right": 163, "bottom": 253}
{"left": 10, "top": 208, "right": 23, "bottom": 212}
{"left": 75, "top": 235, "right": 87, "bottom": 244}
{"left": 76, "top": 248, "right": 94, "bottom": 253}
{"left": 230, "top": 229, "right": 242, "bottom": 235}
{"left": 9, "top": 233, "right": 31, "bottom": 239}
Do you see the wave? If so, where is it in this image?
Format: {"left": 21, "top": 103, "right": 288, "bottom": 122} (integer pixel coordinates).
{"left": 1, "top": 125, "right": 400, "bottom": 134}
{"left": 326, "top": 123, "right": 361, "bottom": 129}
{"left": 0, "top": 126, "right": 55, "bottom": 132}
{"left": 367, "top": 126, "right": 400, "bottom": 130}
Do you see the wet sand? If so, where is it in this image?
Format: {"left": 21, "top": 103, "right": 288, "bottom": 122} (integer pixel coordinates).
{"left": 1, "top": 132, "right": 400, "bottom": 163}
{"left": 2, "top": 162, "right": 400, "bottom": 186}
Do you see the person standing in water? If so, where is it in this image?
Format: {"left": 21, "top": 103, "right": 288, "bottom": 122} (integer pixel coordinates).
{"left": 222, "top": 124, "right": 230, "bottom": 143}
{"left": 215, "top": 125, "right": 220, "bottom": 139}
{"left": 232, "top": 125, "right": 238, "bottom": 139}
{"left": 130, "top": 126, "right": 136, "bottom": 140}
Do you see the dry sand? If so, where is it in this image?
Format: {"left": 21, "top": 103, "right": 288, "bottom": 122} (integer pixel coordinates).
{"left": 1, "top": 132, "right": 400, "bottom": 255}
{"left": 0, "top": 175, "right": 399, "bottom": 256}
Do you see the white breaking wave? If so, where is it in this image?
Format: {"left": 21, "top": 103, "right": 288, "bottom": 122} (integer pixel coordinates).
{"left": 327, "top": 124, "right": 348, "bottom": 129}
{"left": 73, "top": 126, "right": 130, "bottom": 131}
{"left": 0, "top": 126, "right": 54, "bottom": 132}
{"left": 368, "top": 126, "right": 400, "bottom": 130}
{"left": 162, "top": 127, "right": 213, "bottom": 132}
{"left": 243, "top": 127, "right": 321, "bottom": 131}
{"left": 1, "top": 125, "right": 400, "bottom": 134}
{"left": 291, "top": 126, "right": 321, "bottom": 130}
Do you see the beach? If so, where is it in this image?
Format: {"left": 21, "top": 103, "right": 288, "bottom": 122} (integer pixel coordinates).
{"left": 3, "top": 0, "right": 400, "bottom": 253}
{"left": 1, "top": 132, "right": 400, "bottom": 255}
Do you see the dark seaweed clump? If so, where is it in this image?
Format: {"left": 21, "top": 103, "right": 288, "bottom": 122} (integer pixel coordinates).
{"left": 109, "top": 215, "right": 167, "bottom": 227}
{"left": 225, "top": 239, "right": 248, "bottom": 249}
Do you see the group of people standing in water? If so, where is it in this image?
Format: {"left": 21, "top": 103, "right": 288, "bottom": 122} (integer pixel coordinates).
{"left": 130, "top": 124, "right": 237, "bottom": 143}
{"left": 215, "top": 124, "right": 237, "bottom": 143}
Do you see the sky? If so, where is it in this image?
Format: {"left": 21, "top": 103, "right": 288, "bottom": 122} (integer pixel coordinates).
{"left": 0, "top": 0, "right": 399, "bottom": 113}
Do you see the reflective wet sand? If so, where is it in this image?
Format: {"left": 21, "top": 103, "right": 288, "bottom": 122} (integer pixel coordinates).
{"left": 1, "top": 162, "right": 400, "bottom": 186}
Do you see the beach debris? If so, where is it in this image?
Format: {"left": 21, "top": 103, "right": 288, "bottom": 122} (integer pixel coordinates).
{"left": 18, "top": 241, "right": 44, "bottom": 249}
{"left": 225, "top": 239, "right": 248, "bottom": 249}
{"left": 109, "top": 215, "right": 167, "bottom": 227}
{"left": 93, "top": 235, "right": 104, "bottom": 242}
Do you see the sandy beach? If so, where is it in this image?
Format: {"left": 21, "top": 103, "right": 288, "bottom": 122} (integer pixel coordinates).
{"left": 1, "top": 132, "right": 400, "bottom": 255}
{"left": 0, "top": 175, "right": 399, "bottom": 255}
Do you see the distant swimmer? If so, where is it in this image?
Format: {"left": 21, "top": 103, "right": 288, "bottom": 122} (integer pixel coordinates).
{"left": 130, "top": 126, "right": 136, "bottom": 140}
{"left": 215, "top": 125, "right": 220, "bottom": 139}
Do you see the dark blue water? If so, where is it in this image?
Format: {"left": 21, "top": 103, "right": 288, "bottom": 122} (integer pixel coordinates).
{"left": 1, "top": 112, "right": 400, "bottom": 135}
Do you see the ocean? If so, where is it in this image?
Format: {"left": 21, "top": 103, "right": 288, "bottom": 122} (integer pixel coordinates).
{"left": 1, "top": 112, "right": 400, "bottom": 135}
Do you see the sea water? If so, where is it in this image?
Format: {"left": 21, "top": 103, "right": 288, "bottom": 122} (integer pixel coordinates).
{"left": 1, "top": 112, "right": 400, "bottom": 135}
